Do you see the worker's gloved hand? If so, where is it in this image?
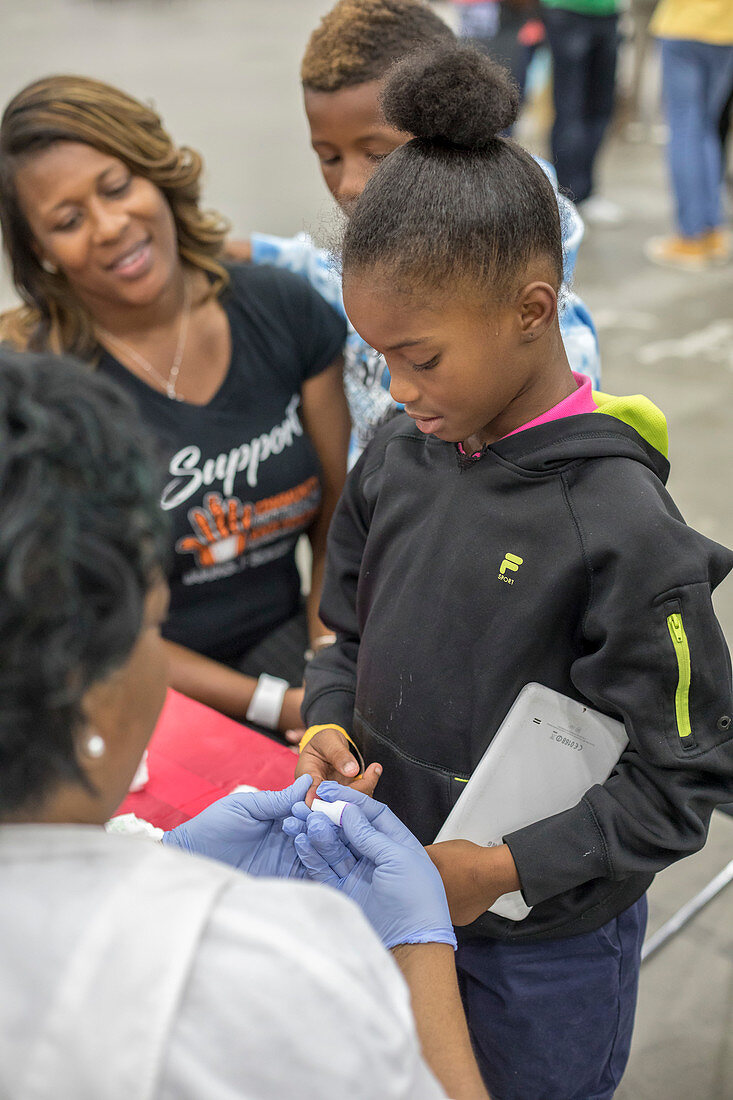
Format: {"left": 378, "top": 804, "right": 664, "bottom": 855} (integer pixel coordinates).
{"left": 162, "top": 774, "right": 312, "bottom": 879}
{"left": 285, "top": 780, "right": 426, "bottom": 852}
{"left": 287, "top": 785, "right": 456, "bottom": 950}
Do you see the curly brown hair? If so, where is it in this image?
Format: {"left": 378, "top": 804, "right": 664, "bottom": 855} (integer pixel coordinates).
{"left": 0, "top": 75, "right": 230, "bottom": 359}
{"left": 301, "top": 0, "right": 453, "bottom": 92}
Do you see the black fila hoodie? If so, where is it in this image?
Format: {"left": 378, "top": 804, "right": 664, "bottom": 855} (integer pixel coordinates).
{"left": 303, "top": 392, "right": 733, "bottom": 942}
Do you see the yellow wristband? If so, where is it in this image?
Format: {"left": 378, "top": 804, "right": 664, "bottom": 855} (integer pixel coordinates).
{"left": 299, "top": 724, "right": 350, "bottom": 753}
{"left": 299, "top": 724, "right": 365, "bottom": 775}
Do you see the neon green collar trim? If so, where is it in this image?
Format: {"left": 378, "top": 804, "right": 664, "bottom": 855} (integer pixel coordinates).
{"left": 591, "top": 391, "right": 669, "bottom": 459}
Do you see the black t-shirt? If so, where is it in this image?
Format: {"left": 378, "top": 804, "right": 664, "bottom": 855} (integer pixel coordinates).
{"left": 98, "top": 263, "right": 346, "bottom": 662}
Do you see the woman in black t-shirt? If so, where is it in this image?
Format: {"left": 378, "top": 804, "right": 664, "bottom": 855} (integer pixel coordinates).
{"left": 0, "top": 75, "right": 350, "bottom": 739}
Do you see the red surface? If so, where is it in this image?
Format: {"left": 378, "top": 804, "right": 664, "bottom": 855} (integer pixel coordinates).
{"left": 116, "top": 689, "right": 297, "bottom": 830}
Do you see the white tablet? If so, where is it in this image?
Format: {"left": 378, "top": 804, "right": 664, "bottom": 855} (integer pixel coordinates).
{"left": 434, "top": 683, "right": 628, "bottom": 920}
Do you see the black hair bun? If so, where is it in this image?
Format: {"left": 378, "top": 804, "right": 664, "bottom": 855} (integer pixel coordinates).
{"left": 381, "top": 43, "right": 520, "bottom": 149}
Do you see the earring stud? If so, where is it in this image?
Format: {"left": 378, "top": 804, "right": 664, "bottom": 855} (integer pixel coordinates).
{"left": 85, "top": 733, "right": 106, "bottom": 759}
{"left": 41, "top": 259, "right": 58, "bottom": 275}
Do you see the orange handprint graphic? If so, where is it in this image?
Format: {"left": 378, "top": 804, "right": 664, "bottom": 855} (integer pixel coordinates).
{"left": 177, "top": 493, "right": 253, "bottom": 568}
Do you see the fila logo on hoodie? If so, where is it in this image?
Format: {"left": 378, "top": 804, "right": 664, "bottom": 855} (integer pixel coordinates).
{"left": 499, "top": 552, "right": 524, "bottom": 585}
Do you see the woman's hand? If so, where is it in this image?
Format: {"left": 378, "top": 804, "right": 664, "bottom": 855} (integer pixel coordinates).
{"left": 162, "top": 774, "right": 313, "bottom": 877}
{"left": 295, "top": 727, "right": 382, "bottom": 805}
{"left": 425, "top": 840, "right": 521, "bottom": 926}
{"left": 164, "top": 641, "right": 306, "bottom": 741}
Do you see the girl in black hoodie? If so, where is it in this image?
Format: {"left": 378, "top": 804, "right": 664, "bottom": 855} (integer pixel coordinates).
{"left": 296, "top": 43, "right": 733, "bottom": 1100}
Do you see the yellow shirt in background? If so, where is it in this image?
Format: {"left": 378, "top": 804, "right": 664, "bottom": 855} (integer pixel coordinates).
{"left": 651, "top": 0, "right": 733, "bottom": 45}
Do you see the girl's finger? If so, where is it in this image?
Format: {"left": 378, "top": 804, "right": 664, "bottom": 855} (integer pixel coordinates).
{"left": 351, "top": 762, "right": 383, "bottom": 798}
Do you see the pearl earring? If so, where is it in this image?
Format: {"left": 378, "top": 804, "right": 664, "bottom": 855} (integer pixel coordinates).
{"left": 41, "top": 259, "right": 58, "bottom": 275}
{"left": 85, "top": 733, "right": 106, "bottom": 759}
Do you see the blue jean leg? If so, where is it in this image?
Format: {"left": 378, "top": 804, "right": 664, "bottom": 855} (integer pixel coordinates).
{"left": 543, "top": 9, "right": 619, "bottom": 202}
{"left": 661, "top": 38, "right": 733, "bottom": 237}
{"left": 456, "top": 894, "right": 648, "bottom": 1100}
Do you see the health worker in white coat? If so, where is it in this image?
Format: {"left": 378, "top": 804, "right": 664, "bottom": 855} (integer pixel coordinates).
{"left": 0, "top": 347, "right": 488, "bottom": 1100}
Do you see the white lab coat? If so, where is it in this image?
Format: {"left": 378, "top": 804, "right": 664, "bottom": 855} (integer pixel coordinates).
{"left": 0, "top": 825, "right": 446, "bottom": 1099}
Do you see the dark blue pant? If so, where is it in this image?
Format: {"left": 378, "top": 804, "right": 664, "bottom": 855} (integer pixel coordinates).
{"left": 456, "top": 894, "right": 647, "bottom": 1100}
{"left": 543, "top": 8, "right": 619, "bottom": 203}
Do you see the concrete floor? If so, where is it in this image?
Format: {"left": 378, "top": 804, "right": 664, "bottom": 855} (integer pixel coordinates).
{"left": 1, "top": 1, "right": 732, "bottom": 1096}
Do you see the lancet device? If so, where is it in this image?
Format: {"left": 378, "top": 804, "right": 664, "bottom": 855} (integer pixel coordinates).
{"left": 311, "top": 798, "right": 349, "bottom": 827}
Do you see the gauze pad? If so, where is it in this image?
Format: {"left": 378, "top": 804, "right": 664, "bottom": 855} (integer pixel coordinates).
{"left": 310, "top": 798, "right": 349, "bottom": 826}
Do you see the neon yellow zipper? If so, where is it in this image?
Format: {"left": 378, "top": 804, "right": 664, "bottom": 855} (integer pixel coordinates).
{"left": 667, "top": 612, "right": 692, "bottom": 740}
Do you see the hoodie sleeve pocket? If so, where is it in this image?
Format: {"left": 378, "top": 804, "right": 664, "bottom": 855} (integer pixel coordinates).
{"left": 656, "top": 583, "right": 733, "bottom": 758}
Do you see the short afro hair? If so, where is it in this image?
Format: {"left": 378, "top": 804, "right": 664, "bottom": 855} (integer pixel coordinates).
{"left": 301, "top": 0, "right": 454, "bottom": 92}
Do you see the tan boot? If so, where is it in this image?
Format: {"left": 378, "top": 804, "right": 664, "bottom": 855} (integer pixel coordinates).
{"left": 644, "top": 234, "right": 712, "bottom": 271}
{"left": 702, "top": 228, "right": 731, "bottom": 265}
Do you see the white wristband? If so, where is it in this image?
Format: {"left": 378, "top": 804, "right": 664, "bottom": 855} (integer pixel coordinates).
{"left": 246, "top": 674, "right": 289, "bottom": 729}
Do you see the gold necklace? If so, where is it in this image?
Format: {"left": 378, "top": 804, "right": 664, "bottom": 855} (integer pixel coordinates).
{"left": 96, "top": 278, "right": 193, "bottom": 401}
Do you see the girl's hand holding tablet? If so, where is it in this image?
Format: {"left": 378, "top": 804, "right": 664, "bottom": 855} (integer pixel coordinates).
{"left": 426, "top": 840, "right": 522, "bottom": 927}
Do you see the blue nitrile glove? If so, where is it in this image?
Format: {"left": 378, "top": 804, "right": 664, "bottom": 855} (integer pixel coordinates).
{"left": 162, "top": 774, "right": 312, "bottom": 878}
{"left": 284, "top": 780, "right": 427, "bottom": 851}
{"left": 287, "top": 785, "right": 456, "bottom": 950}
